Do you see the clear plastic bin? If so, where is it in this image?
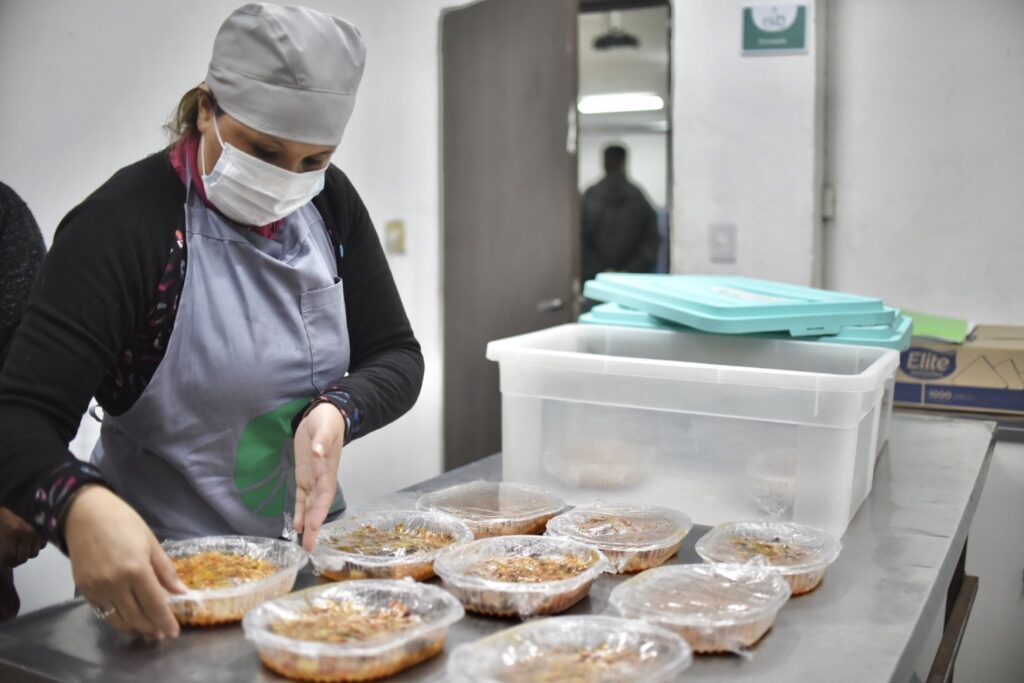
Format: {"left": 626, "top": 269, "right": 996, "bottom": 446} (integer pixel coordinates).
{"left": 487, "top": 324, "right": 899, "bottom": 537}
{"left": 446, "top": 616, "right": 693, "bottom": 682}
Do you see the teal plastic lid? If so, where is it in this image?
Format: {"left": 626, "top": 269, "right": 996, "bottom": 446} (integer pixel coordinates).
{"left": 580, "top": 302, "right": 913, "bottom": 351}
{"left": 583, "top": 274, "right": 896, "bottom": 337}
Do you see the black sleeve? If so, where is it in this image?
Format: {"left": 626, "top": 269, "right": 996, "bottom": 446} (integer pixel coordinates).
{"left": 623, "top": 190, "right": 659, "bottom": 274}
{"left": 0, "top": 156, "right": 179, "bottom": 521}
{"left": 0, "top": 183, "right": 47, "bottom": 368}
{"left": 305, "top": 168, "right": 424, "bottom": 442}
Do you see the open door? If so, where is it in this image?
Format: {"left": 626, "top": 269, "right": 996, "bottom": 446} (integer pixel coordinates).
{"left": 441, "top": 0, "right": 579, "bottom": 471}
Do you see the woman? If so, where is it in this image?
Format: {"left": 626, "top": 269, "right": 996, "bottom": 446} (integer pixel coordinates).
{"left": 0, "top": 181, "right": 48, "bottom": 621}
{"left": 0, "top": 4, "right": 423, "bottom": 641}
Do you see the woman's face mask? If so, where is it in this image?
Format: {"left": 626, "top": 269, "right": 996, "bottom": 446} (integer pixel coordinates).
{"left": 200, "top": 115, "right": 327, "bottom": 226}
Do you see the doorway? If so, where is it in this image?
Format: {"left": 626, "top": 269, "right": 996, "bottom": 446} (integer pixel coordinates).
{"left": 578, "top": 0, "right": 673, "bottom": 277}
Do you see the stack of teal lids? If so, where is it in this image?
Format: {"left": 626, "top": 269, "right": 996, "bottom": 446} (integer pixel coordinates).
{"left": 581, "top": 274, "right": 912, "bottom": 351}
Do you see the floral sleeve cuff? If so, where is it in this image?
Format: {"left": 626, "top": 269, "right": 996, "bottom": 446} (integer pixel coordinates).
{"left": 32, "top": 461, "right": 109, "bottom": 554}
{"left": 292, "top": 387, "right": 365, "bottom": 445}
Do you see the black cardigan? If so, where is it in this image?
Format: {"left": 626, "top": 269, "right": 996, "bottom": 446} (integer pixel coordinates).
{"left": 0, "top": 151, "right": 423, "bottom": 533}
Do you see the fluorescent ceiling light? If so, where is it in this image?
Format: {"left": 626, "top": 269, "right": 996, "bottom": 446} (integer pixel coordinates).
{"left": 578, "top": 92, "right": 664, "bottom": 114}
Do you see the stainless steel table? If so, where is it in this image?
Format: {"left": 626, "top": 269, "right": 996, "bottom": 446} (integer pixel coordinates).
{"left": 0, "top": 414, "right": 995, "bottom": 683}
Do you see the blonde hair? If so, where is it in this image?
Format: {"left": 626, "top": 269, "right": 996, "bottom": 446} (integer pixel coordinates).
{"left": 165, "top": 85, "right": 222, "bottom": 145}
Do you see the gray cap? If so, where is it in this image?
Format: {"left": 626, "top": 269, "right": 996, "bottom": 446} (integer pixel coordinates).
{"left": 206, "top": 3, "right": 366, "bottom": 146}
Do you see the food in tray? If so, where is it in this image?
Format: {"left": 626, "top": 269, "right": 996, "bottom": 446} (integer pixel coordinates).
{"left": 162, "top": 536, "right": 307, "bottom": 626}
{"left": 469, "top": 554, "right": 594, "bottom": 583}
{"left": 243, "top": 580, "right": 464, "bottom": 683}
{"left": 445, "top": 616, "right": 693, "bottom": 683}
{"left": 269, "top": 598, "right": 422, "bottom": 644}
{"left": 172, "top": 551, "right": 278, "bottom": 590}
{"left": 433, "top": 535, "right": 609, "bottom": 618}
{"left": 312, "top": 511, "right": 473, "bottom": 581}
{"left": 695, "top": 521, "right": 842, "bottom": 595}
{"left": 330, "top": 523, "right": 454, "bottom": 556}
{"left": 416, "top": 481, "right": 565, "bottom": 537}
{"left": 545, "top": 503, "right": 692, "bottom": 573}
{"left": 609, "top": 563, "right": 791, "bottom": 654}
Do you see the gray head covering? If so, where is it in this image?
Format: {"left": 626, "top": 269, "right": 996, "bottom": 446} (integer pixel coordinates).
{"left": 206, "top": 3, "right": 366, "bottom": 146}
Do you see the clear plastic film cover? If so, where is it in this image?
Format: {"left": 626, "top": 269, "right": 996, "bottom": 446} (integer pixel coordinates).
{"left": 242, "top": 579, "right": 464, "bottom": 682}
{"left": 544, "top": 502, "right": 692, "bottom": 573}
{"left": 446, "top": 615, "right": 693, "bottom": 683}
{"left": 416, "top": 480, "right": 566, "bottom": 537}
{"left": 433, "top": 535, "right": 610, "bottom": 618}
{"left": 162, "top": 535, "right": 308, "bottom": 625}
{"left": 695, "top": 521, "right": 842, "bottom": 595}
{"left": 311, "top": 510, "right": 474, "bottom": 581}
{"left": 609, "top": 563, "right": 791, "bottom": 655}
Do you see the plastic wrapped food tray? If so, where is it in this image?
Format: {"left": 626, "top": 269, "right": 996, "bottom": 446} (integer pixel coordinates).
{"left": 433, "top": 535, "right": 610, "bottom": 618}
{"left": 541, "top": 438, "right": 657, "bottom": 490}
{"left": 545, "top": 502, "right": 692, "bottom": 573}
{"left": 162, "top": 535, "right": 308, "bottom": 626}
{"left": 446, "top": 615, "right": 693, "bottom": 682}
{"left": 609, "top": 563, "right": 791, "bottom": 654}
{"left": 311, "top": 511, "right": 473, "bottom": 582}
{"left": 242, "top": 579, "right": 464, "bottom": 682}
{"left": 695, "top": 521, "right": 842, "bottom": 595}
{"left": 416, "top": 481, "right": 565, "bottom": 538}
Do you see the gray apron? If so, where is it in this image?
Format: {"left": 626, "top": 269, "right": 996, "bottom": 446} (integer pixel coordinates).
{"left": 92, "top": 165, "right": 349, "bottom": 540}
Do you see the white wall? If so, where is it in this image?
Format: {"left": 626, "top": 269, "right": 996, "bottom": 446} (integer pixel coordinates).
{"left": 578, "top": 132, "right": 668, "bottom": 209}
{"left": 671, "top": 0, "right": 826, "bottom": 285}
{"left": 824, "top": 0, "right": 1024, "bottom": 324}
{"left": 1, "top": 0, "right": 466, "bottom": 612}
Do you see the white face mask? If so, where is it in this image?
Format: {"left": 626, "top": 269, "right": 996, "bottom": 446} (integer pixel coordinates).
{"left": 200, "top": 115, "right": 326, "bottom": 226}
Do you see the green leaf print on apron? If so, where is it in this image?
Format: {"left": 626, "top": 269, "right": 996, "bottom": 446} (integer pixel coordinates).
{"left": 235, "top": 397, "right": 344, "bottom": 517}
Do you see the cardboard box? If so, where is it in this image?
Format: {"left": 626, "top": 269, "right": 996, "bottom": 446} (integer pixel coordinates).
{"left": 895, "top": 326, "right": 1024, "bottom": 415}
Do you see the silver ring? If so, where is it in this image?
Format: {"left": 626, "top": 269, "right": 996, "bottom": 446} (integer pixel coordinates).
{"left": 92, "top": 605, "right": 116, "bottom": 620}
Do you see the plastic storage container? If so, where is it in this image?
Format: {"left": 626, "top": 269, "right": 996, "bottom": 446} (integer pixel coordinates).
{"left": 609, "top": 563, "right": 791, "bottom": 654}
{"left": 695, "top": 521, "right": 841, "bottom": 595}
{"left": 163, "top": 536, "right": 308, "bottom": 626}
{"left": 487, "top": 323, "right": 900, "bottom": 536}
{"left": 416, "top": 481, "right": 565, "bottom": 538}
{"left": 433, "top": 535, "right": 610, "bottom": 617}
{"left": 544, "top": 502, "right": 692, "bottom": 573}
{"left": 311, "top": 511, "right": 474, "bottom": 582}
{"left": 580, "top": 301, "right": 909, "bottom": 461}
{"left": 243, "top": 580, "right": 464, "bottom": 682}
{"left": 446, "top": 616, "right": 693, "bottom": 682}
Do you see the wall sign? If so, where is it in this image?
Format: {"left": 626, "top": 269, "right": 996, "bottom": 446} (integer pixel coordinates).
{"left": 742, "top": 5, "right": 807, "bottom": 55}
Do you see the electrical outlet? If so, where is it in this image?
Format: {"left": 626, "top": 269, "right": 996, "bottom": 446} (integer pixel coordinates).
{"left": 710, "top": 223, "right": 737, "bottom": 264}
{"left": 385, "top": 219, "right": 406, "bottom": 254}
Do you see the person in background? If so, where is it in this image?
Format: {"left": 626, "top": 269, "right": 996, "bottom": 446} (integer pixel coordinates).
{"left": 0, "top": 3, "right": 422, "bottom": 640}
{"left": 0, "top": 181, "right": 47, "bottom": 621}
{"left": 580, "top": 144, "right": 660, "bottom": 283}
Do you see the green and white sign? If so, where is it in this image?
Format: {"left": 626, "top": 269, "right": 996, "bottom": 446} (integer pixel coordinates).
{"left": 742, "top": 5, "right": 807, "bottom": 55}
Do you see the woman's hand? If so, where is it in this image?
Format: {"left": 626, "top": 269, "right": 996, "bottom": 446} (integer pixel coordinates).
{"left": 293, "top": 402, "right": 345, "bottom": 552}
{"left": 0, "top": 507, "right": 45, "bottom": 570}
{"left": 64, "top": 485, "right": 186, "bottom": 641}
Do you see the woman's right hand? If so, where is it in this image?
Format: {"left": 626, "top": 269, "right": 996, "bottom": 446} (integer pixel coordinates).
{"left": 64, "top": 485, "right": 187, "bottom": 641}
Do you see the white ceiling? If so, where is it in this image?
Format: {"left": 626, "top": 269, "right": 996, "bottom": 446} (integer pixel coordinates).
{"left": 578, "top": 6, "right": 670, "bottom": 132}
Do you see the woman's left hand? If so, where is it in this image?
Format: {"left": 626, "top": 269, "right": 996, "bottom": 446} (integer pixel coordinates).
{"left": 293, "top": 402, "right": 345, "bottom": 552}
